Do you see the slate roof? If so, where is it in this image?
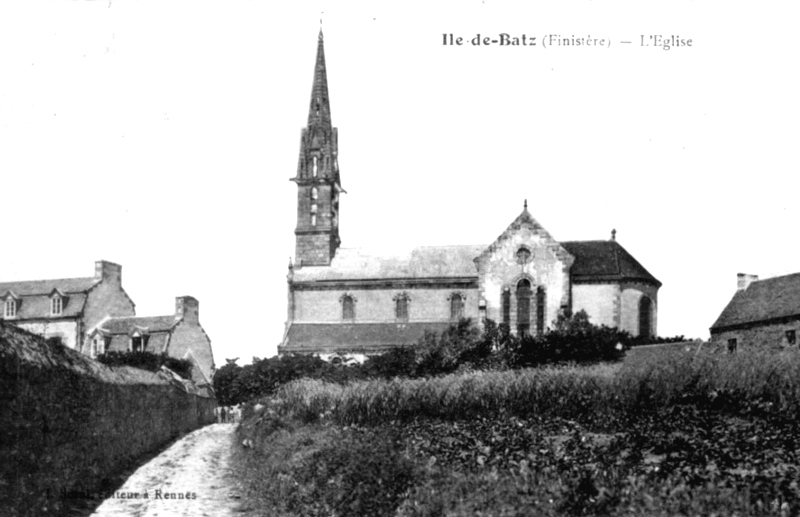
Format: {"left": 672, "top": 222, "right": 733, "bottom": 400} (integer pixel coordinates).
{"left": 0, "top": 277, "right": 97, "bottom": 296}
{"left": 0, "top": 277, "right": 98, "bottom": 320}
{"left": 561, "top": 241, "right": 661, "bottom": 287}
{"left": 98, "top": 315, "right": 179, "bottom": 335}
{"left": 710, "top": 273, "right": 800, "bottom": 331}
{"left": 293, "top": 245, "right": 484, "bottom": 282}
{"left": 281, "top": 322, "right": 453, "bottom": 353}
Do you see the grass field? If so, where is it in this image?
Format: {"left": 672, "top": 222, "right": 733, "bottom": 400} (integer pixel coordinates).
{"left": 233, "top": 343, "right": 800, "bottom": 516}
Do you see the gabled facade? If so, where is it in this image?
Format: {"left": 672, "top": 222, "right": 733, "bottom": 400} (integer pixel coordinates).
{"left": 710, "top": 272, "right": 800, "bottom": 350}
{"left": 278, "top": 34, "right": 662, "bottom": 359}
{"left": 0, "top": 260, "right": 135, "bottom": 350}
{"left": 87, "top": 296, "right": 215, "bottom": 387}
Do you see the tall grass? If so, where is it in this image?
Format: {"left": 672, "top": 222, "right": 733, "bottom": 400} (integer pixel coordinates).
{"left": 268, "top": 346, "right": 800, "bottom": 426}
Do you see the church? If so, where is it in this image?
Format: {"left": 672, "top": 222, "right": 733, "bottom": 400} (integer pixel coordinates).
{"left": 278, "top": 33, "right": 661, "bottom": 360}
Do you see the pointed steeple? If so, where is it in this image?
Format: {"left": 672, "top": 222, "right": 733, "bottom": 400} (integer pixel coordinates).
{"left": 308, "top": 30, "right": 332, "bottom": 127}
{"left": 291, "top": 32, "right": 343, "bottom": 267}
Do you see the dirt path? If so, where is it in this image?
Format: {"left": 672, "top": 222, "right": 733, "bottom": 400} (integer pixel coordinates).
{"left": 90, "top": 423, "right": 242, "bottom": 517}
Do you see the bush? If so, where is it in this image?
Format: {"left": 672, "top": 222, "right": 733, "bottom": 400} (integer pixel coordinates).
{"left": 511, "top": 310, "right": 631, "bottom": 367}
{"left": 96, "top": 351, "right": 193, "bottom": 380}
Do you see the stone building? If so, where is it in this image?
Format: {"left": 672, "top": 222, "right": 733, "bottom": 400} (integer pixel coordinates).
{"left": 87, "top": 296, "right": 214, "bottom": 387}
{"left": 0, "top": 260, "right": 135, "bottom": 350}
{"left": 279, "top": 33, "right": 661, "bottom": 359}
{"left": 0, "top": 260, "right": 215, "bottom": 384}
{"left": 710, "top": 272, "right": 800, "bottom": 350}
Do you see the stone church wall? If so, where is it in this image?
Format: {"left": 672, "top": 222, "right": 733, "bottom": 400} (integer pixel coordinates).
{"left": 619, "top": 282, "right": 658, "bottom": 337}
{"left": 572, "top": 284, "right": 620, "bottom": 328}
{"left": 293, "top": 287, "right": 480, "bottom": 323}
{"left": 478, "top": 229, "right": 571, "bottom": 334}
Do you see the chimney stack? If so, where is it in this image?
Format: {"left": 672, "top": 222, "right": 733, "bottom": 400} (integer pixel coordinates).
{"left": 175, "top": 296, "right": 199, "bottom": 324}
{"left": 94, "top": 260, "right": 122, "bottom": 284}
{"left": 737, "top": 273, "right": 759, "bottom": 291}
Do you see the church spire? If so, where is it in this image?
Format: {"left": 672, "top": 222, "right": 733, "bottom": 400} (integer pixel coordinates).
{"left": 291, "top": 32, "right": 342, "bottom": 267}
{"left": 308, "top": 30, "right": 332, "bottom": 128}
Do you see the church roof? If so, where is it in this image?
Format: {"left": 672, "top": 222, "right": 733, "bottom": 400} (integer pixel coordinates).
{"left": 292, "top": 240, "right": 660, "bottom": 286}
{"left": 281, "top": 322, "right": 453, "bottom": 353}
{"left": 293, "top": 245, "right": 484, "bottom": 282}
{"left": 710, "top": 273, "right": 800, "bottom": 331}
{"left": 561, "top": 240, "right": 661, "bottom": 287}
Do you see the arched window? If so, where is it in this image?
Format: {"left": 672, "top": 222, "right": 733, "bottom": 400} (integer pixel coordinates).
{"left": 342, "top": 295, "right": 355, "bottom": 321}
{"left": 516, "top": 279, "right": 532, "bottom": 336}
{"left": 394, "top": 293, "right": 410, "bottom": 321}
{"left": 450, "top": 293, "right": 464, "bottom": 320}
{"left": 536, "top": 286, "right": 546, "bottom": 335}
{"left": 502, "top": 288, "right": 511, "bottom": 327}
{"left": 311, "top": 187, "right": 318, "bottom": 200}
{"left": 516, "top": 247, "right": 531, "bottom": 265}
{"left": 639, "top": 296, "right": 652, "bottom": 338}
{"left": 312, "top": 156, "right": 318, "bottom": 177}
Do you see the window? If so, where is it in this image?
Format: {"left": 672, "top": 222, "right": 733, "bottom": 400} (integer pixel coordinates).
{"left": 502, "top": 288, "right": 511, "bottom": 327}
{"left": 312, "top": 156, "right": 318, "bottom": 177}
{"left": 450, "top": 293, "right": 464, "bottom": 320}
{"left": 311, "top": 187, "right": 318, "bottom": 200}
{"left": 639, "top": 296, "right": 652, "bottom": 338}
{"left": 51, "top": 296, "right": 63, "bottom": 316}
{"left": 516, "top": 247, "right": 531, "bottom": 265}
{"left": 4, "top": 299, "right": 16, "bottom": 319}
{"left": 787, "top": 330, "right": 797, "bottom": 346}
{"left": 342, "top": 295, "right": 355, "bottom": 321}
{"left": 311, "top": 214, "right": 317, "bottom": 226}
{"left": 516, "top": 279, "right": 532, "bottom": 336}
{"left": 727, "top": 338, "right": 737, "bottom": 353}
{"left": 536, "top": 286, "right": 546, "bottom": 335}
{"left": 91, "top": 336, "right": 105, "bottom": 358}
{"left": 131, "top": 334, "right": 149, "bottom": 353}
{"left": 131, "top": 336, "right": 143, "bottom": 352}
{"left": 394, "top": 293, "right": 410, "bottom": 321}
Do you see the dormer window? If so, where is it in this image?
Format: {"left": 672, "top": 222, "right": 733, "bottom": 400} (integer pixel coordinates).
{"left": 90, "top": 335, "right": 106, "bottom": 358}
{"left": 4, "top": 299, "right": 16, "bottom": 319}
{"left": 130, "top": 331, "right": 150, "bottom": 353}
{"left": 51, "top": 296, "right": 63, "bottom": 316}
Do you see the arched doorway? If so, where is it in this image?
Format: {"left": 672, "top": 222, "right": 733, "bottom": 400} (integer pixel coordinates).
{"left": 639, "top": 296, "right": 652, "bottom": 338}
{"left": 517, "top": 279, "right": 532, "bottom": 336}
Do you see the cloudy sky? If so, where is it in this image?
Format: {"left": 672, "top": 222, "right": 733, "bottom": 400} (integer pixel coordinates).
{"left": 1, "top": 1, "right": 798, "bottom": 365}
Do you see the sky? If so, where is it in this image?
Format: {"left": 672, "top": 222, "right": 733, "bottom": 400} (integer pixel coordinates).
{"left": 1, "top": 1, "right": 798, "bottom": 366}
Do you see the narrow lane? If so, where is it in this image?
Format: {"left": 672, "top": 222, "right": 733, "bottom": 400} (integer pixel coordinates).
{"left": 90, "top": 423, "right": 241, "bottom": 517}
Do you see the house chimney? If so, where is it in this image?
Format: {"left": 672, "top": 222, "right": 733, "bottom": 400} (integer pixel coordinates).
{"left": 94, "top": 260, "right": 122, "bottom": 284}
{"left": 175, "top": 296, "right": 199, "bottom": 324}
{"left": 737, "top": 273, "right": 759, "bottom": 291}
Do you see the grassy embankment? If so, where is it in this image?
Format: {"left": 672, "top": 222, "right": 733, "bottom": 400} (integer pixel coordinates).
{"left": 233, "top": 342, "right": 800, "bottom": 516}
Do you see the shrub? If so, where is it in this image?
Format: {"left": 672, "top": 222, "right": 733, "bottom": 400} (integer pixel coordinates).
{"left": 95, "top": 351, "right": 193, "bottom": 380}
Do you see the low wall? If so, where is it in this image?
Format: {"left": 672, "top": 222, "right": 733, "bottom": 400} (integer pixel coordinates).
{"left": 0, "top": 323, "right": 216, "bottom": 516}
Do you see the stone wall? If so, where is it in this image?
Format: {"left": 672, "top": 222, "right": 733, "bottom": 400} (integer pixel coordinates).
{"left": 711, "top": 321, "right": 800, "bottom": 350}
{"left": 0, "top": 323, "right": 215, "bottom": 517}
{"left": 293, "top": 286, "right": 480, "bottom": 323}
{"left": 572, "top": 283, "right": 621, "bottom": 328}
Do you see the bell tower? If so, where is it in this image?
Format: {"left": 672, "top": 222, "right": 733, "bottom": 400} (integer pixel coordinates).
{"left": 291, "top": 30, "right": 343, "bottom": 267}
